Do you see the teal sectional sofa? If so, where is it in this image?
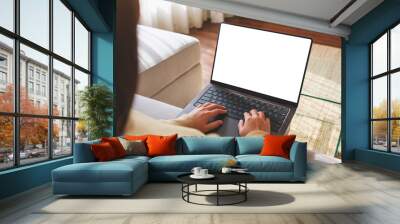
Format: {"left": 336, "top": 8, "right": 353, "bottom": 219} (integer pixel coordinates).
{"left": 52, "top": 137, "right": 307, "bottom": 196}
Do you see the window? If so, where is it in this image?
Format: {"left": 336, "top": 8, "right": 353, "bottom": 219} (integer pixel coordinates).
{"left": 0, "top": 55, "right": 7, "bottom": 67}
{"left": 42, "top": 85, "right": 46, "bottom": 97}
{"left": 0, "top": 35, "right": 13, "bottom": 113}
{"left": 0, "top": 71, "right": 6, "bottom": 85}
{"left": 20, "top": 0, "right": 49, "bottom": 48}
{"left": 0, "top": 0, "right": 14, "bottom": 32}
{"left": 28, "top": 67, "right": 34, "bottom": 80}
{"left": 53, "top": 59, "right": 72, "bottom": 117}
{"left": 35, "top": 70, "right": 40, "bottom": 81}
{"left": 370, "top": 23, "right": 400, "bottom": 153}
{"left": 28, "top": 81, "right": 34, "bottom": 94}
{"left": 0, "top": 0, "right": 91, "bottom": 170}
{"left": 53, "top": 0, "right": 72, "bottom": 60}
{"left": 75, "top": 18, "right": 90, "bottom": 70}
{"left": 35, "top": 83, "right": 40, "bottom": 95}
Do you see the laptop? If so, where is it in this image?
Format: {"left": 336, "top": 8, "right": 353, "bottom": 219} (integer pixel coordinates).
{"left": 181, "top": 23, "right": 312, "bottom": 136}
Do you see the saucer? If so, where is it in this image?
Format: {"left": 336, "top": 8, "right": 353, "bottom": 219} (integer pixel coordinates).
{"left": 190, "top": 174, "right": 215, "bottom": 179}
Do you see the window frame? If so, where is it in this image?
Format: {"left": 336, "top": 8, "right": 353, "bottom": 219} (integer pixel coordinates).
{"left": 370, "top": 20, "right": 400, "bottom": 154}
{"left": 0, "top": 0, "right": 92, "bottom": 171}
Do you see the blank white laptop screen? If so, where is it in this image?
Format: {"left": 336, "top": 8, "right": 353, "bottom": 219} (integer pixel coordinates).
{"left": 211, "top": 24, "right": 312, "bottom": 103}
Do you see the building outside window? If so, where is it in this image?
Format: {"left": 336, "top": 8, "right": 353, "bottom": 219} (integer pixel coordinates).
{"left": 0, "top": 0, "right": 91, "bottom": 170}
{"left": 370, "top": 23, "right": 400, "bottom": 153}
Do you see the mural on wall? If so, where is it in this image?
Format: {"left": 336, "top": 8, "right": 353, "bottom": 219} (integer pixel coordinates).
{"left": 135, "top": 0, "right": 343, "bottom": 159}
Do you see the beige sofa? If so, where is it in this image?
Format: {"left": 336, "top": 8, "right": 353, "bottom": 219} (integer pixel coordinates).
{"left": 136, "top": 25, "right": 203, "bottom": 108}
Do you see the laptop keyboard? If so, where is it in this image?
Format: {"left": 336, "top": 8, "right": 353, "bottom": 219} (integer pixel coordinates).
{"left": 194, "top": 86, "right": 290, "bottom": 132}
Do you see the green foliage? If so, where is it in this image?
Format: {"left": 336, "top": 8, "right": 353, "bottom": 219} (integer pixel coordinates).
{"left": 79, "top": 84, "right": 113, "bottom": 140}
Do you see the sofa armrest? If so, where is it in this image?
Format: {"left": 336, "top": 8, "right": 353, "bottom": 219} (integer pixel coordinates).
{"left": 73, "top": 140, "right": 100, "bottom": 163}
{"left": 289, "top": 141, "right": 307, "bottom": 182}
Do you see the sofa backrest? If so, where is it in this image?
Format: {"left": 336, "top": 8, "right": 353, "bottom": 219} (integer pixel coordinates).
{"left": 235, "top": 137, "right": 264, "bottom": 155}
{"left": 73, "top": 136, "right": 301, "bottom": 162}
{"left": 74, "top": 139, "right": 100, "bottom": 163}
{"left": 177, "top": 136, "right": 235, "bottom": 155}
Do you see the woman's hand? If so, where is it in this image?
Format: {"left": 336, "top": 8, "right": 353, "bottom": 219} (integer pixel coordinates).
{"left": 238, "top": 109, "right": 271, "bottom": 136}
{"left": 177, "top": 103, "right": 227, "bottom": 133}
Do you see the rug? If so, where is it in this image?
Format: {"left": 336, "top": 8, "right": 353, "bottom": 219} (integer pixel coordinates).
{"left": 38, "top": 183, "right": 362, "bottom": 214}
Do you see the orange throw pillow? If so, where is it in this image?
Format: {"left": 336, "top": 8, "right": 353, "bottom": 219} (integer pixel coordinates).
{"left": 101, "top": 137, "right": 126, "bottom": 158}
{"left": 260, "top": 135, "right": 296, "bottom": 159}
{"left": 146, "top": 134, "right": 177, "bottom": 157}
{"left": 91, "top": 142, "right": 118, "bottom": 161}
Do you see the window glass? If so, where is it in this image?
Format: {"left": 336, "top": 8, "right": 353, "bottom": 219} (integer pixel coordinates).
{"left": 0, "top": 116, "right": 13, "bottom": 170}
{"left": 53, "top": 119, "right": 72, "bottom": 157}
{"left": 74, "top": 69, "right": 89, "bottom": 118}
{"left": 372, "top": 76, "right": 387, "bottom": 119}
{"left": 53, "top": 59, "right": 72, "bottom": 117}
{"left": 75, "top": 120, "right": 88, "bottom": 143}
{"left": 19, "top": 117, "right": 49, "bottom": 165}
{"left": 372, "top": 121, "right": 388, "bottom": 151}
{"left": 372, "top": 33, "right": 387, "bottom": 76}
{"left": 0, "top": 0, "right": 14, "bottom": 31}
{"left": 53, "top": 0, "right": 72, "bottom": 60}
{"left": 391, "top": 24, "right": 400, "bottom": 70}
{"left": 391, "top": 120, "right": 400, "bottom": 153}
{"left": 20, "top": 0, "right": 49, "bottom": 49}
{"left": 74, "top": 18, "right": 89, "bottom": 70}
{"left": 20, "top": 44, "right": 49, "bottom": 115}
{"left": 391, "top": 72, "right": 400, "bottom": 118}
{"left": 0, "top": 34, "right": 14, "bottom": 112}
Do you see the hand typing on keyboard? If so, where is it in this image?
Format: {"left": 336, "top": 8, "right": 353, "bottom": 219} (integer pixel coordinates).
{"left": 176, "top": 102, "right": 227, "bottom": 133}
{"left": 238, "top": 109, "right": 271, "bottom": 136}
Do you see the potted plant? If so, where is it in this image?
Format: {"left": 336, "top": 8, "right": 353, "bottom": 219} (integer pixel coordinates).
{"left": 79, "top": 84, "right": 113, "bottom": 140}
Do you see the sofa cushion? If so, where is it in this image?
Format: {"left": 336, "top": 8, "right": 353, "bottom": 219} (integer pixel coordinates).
{"left": 53, "top": 158, "right": 148, "bottom": 183}
{"left": 178, "top": 137, "right": 235, "bottom": 155}
{"left": 101, "top": 137, "right": 128, "bottom": 158}
{"left": 149, "top": 154, "right": 235, "bottom": 172}
{"left": 236, "top": 155, "right": 293, "bottom": 172}
{"left": 147, "top": 134, "right": 178, "bottom": 157}
{"left": 260, "top": 135, "right": 296, "bottom": 159}
{"left": 91, "top": 142, "right": 118, "bottom": 162}
{"left": 236, "top": 137, "right": 263, "bottom": 155}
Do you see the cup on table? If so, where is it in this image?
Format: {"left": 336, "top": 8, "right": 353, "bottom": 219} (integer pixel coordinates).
{"left": 199, "top": 169, "right": 208, "bottom": 176}
{"left": 191, "top": 167, "right": 202, "bottom": 176}
{"left": 221, "top": 167, "right": 232, "bottom": 174}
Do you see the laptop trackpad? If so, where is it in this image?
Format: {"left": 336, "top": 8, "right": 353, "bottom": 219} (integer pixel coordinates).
{"left": 216, "top": 117, "right": 239, "bottom": 137}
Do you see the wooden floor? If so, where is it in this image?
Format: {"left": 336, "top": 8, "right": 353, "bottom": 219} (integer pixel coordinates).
{"left": 1, "top": 161, "right": 400, "bottom": 224}
{"left": 188, "top": 22, "right": 219, "bottom": 86}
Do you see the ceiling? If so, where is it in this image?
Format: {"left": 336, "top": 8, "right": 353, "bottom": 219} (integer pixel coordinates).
{"left": 168, "top": 0, "right": 384, "bottom": 37}
{"left": 226, "top": 0, "right": 353, "bottom": 23}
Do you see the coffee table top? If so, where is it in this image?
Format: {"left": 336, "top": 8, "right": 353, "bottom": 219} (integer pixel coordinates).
{"left": 177, "top": 173, "right": 255, "bottom": 185}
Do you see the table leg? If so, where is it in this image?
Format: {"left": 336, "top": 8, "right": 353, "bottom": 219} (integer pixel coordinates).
{"left": 217, "top": 184, "right": 219, "bottom": 206}
{"left": 245, "top": 183, "right": 247, "bottom": 201}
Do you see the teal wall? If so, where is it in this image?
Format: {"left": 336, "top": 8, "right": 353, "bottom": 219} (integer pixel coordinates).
{"left": 0, "top": 0, "right": 115, "bottom": 200}
{"left": 343, "top": 0, "right": 400, "bottom": 171}
{"left": 0, "top": 158, "right": 72, "bottom": 199}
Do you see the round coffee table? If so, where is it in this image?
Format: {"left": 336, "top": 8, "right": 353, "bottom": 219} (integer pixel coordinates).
{"left": 177, "top": 173, "right": 255, "bottom": 206}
